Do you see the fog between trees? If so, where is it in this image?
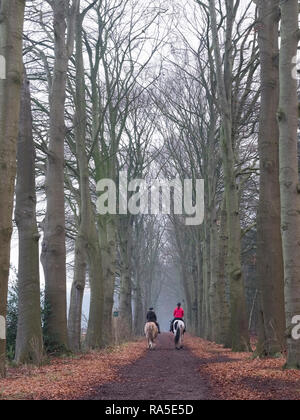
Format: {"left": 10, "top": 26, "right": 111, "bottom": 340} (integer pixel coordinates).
{"left": 0, "top": 0, "right": 300, "bottom": 377}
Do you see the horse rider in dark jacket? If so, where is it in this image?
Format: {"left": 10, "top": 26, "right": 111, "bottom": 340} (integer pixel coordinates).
{"left": 147, "top": 308, "right": 161, "bottom": 333}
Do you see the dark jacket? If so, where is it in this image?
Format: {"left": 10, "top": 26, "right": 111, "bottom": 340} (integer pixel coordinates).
{"left": 147, "top": 310, "right": 157, "bottom": 322}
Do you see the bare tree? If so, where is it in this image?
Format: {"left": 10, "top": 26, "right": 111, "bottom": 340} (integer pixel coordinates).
{"left": 254, "top": 0, "right": 286, "bottom": 357}
{"left": 68, "top": 0, "right": 100, "bottom": 352}
{"left": 0, "top": 0, "right": 25, "bottom": 377}
{"left": 15, "top": 69, "right": 44, "bottom": 365}
{"left": 207, "top": 0, "right": 250, "bottom": 351}
{"left": 278, "top": 0, "right": 300, "bottom": 369}
{"left": 41, "top": 0, "right": 77, "bottom": 351}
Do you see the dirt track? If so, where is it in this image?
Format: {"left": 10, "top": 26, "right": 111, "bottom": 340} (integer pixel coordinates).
{"left": 85, "top": 333, "right": 210, "bottom": 400}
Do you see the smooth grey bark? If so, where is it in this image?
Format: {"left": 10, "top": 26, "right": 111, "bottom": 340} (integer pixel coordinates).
{"left": 100, "top": 217, "right": 117, "bottom": 347}
{"left": 216, "top": 199, "right": 230, "bottom": 346}
{"left": 85, "top": 231, "right": 105, "bottom": 349}
{"left": 15, "top": 70, "right": 44, "bottom": 365}
{"left": 255, "top": 0, "right": 286, "bottom": 357}
{"left": 202, "top": 219, "right": 212, "bottom": 340}
{"left": 84, "top": 76, "right": 106, "bottom": 350}
{"left": 68, "top": 238, "right": 86, "bottom": 352}
{"left": 85, "top": 34, "right": 114, "bottom": 348}
{"left": 132, "top": 220, "right": 146, "bottom": 336}
{"left": 278, "top": 0, "right": 300, "bottom": 369}
{"left": 67, "top": 2, "right": 104, "bottom": 352}
{"left": 208, "top": 0, "right": 250, "bottom": 351}
{"left": 68, "top": 1, "right": 98, "bottom": 351}
{"left": 84, "top": 75, "right": 106, "bottom": 350}
{"left": 206, "top": 116, "right": 219, "bottom": 342}
{"left": 133, "top": 273, "right": 144, "bottom": 336}
{"left": 209, "top": 207, "right": 219, "bottom": 342}
{"left": 0, "top": 0, "right": 25, "bottom": 377}
{"left": 119, "top": 216, "right": 133, "bottom": 338}
{"left": 172, "top": 222, "right": 193, "bottom": 330}
{"left": 41, "top": 0, "right": 77, "bottom": 351}
{"left": 196, "top": 238, "right": 204, "bottom": 336}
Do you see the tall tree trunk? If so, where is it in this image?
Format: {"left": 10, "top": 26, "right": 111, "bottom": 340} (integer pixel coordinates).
{"left": 85, "top": 232, "right": 104, "bottom": 349}
{"left": 97, "top": 217, "right": 116, "bottom": 347}
{"left": 41, "top": 0, "right": 76, "bottom": 351}
{"left": 278, "top": 0, "right": 300, "bottom": 369}
{"left": 216, "top": 199, "right": 230, "bottom": 346}
{"left": 133, "top": 222, "right": 145, "bottom": 336}
{"left": 0, "top": 0, "right": 25, "bottom": 377}
{"left": 119, "top": 217, "right": 133, "bottom": 338}
{"left": 255, "top": 0, "right": 286, "bottom": 357}
{"left": 69, "top": 237, "right": 86, "bottom": 352}
{"left": 202, "top": 211, "right": 212, "bottom": 340}
{"left": 209, "top": 0, "right": 250, "bottom": 351}
{"left": 209, "top": 207, "right": 220, "bottom": 342}
{"left": 196, "top": 238, "right": 203, "bottom": 336}
{"left": 133, "top": 279, "right": 144, "bottom": 336}
{"left": 69, "top": 2, "right": 105, "bottom": 352}
{"left": 190, "top": 249, "right": 199, "bottom": 336}
{"left": 15, "top": 70, "right": 43, "bottom": 365}
{"left": 68, "top": 2, "right": 92, "bottom": 351}
{"left": 207, "top": 125, "right": 220, "bottom": 342}
{"left": 221, "top": 121, "right": 250, "bottom": 352}
{"left": 85, "top": 82, "right": 106, "bottom": 350}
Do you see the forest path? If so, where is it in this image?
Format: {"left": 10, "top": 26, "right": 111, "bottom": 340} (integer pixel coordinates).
{"left": 84, "top": 333, "right": 211, "bottom": 400}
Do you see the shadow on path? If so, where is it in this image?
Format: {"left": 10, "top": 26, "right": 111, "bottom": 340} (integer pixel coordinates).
{"left": 82, "top": 333, "right": 211, "bottom": 400}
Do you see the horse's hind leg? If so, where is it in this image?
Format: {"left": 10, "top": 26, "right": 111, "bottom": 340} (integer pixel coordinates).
{"left": 180, "top": 333, "right": 184, "bottom": 349}
{"left": 147, "top": 336, "right": 151, "bottom": 350}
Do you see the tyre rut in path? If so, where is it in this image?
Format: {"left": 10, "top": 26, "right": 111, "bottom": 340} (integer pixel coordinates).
{"left": 85, "top": 333, "right": 211, "bottom": 400}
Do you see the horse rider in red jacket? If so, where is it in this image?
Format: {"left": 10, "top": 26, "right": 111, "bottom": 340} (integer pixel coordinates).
{"left": 170, "top": 302, "right": 185, "bottom": 332}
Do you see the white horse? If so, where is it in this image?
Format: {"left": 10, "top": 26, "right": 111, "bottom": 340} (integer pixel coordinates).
{"left": 173, "top": 320, "right": 185, "bottom": 350}
{"left": 145, "top": 322, "right": 158, "bottom": 350}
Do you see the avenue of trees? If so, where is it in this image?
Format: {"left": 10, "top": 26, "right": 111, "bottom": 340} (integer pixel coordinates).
{"left": 0, "top": 0, "right": 300, "bottom": 377}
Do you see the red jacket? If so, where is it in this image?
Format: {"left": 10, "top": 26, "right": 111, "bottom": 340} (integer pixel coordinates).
{"left": 174, "top": 307, "right": 184, "bottom": 318}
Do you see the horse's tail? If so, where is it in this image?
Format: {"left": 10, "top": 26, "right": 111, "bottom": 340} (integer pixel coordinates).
{"left": 175, "top": 323, "right": 180, "bottom": 345}
{"left": 150, "top": 323, "right": 156, "bottom": 339}
{"left": 145, "top": 323, "right": 157, "bottom": 339}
